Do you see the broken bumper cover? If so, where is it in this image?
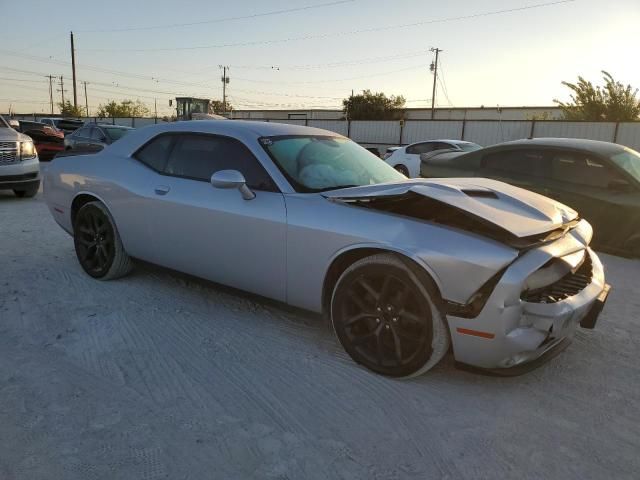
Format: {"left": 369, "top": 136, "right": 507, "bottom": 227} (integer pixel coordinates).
{"left": 446, "top": 247, "right": 609, "bottom": 371}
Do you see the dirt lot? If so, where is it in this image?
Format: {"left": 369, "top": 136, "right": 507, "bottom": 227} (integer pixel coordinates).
{"left": 1, "top": 189, "right": 639, "bottom": 480}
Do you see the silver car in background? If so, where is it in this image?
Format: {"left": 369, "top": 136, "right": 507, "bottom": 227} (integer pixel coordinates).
{"left": 0, "top": 114, "right": 40, "bottom": 197}
{"left": 43, "top": 121, "right": 609, "bottom": 377}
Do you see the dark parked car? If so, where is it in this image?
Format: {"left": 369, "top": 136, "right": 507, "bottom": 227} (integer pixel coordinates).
{"left": 40, "top": 117, "right": 84, "bottom": 135}
{"left": 18, "top": 120, "right": 65, "bottom": 161}
{"left": 421, "top": 137, "right": 640, "bottom": 257}
{"left": 64, "top": 124, "right": 133, "bottom": 152}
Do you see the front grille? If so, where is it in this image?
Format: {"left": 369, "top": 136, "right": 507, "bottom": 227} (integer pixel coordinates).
{"left": 0, "top": 142, "right": 18, "bottom": 163}
{"left": 521, "top": 253, "right": 593, "bottom": 303}
{"left": 0, "top": 173, "right": 38, "bottom": 182}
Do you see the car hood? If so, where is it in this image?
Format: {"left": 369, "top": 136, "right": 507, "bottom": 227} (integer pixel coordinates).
{"left": 0, "top": 128, "right": 30, "bottom": 142}
{"left": 322, "top": 178, "right": 578, "bottom": 239}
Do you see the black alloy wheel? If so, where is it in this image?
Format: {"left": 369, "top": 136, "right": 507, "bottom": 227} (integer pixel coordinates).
{"left": 74, "top": 204, "right": 116, "bottom": 278}
{"left": 332, "top": 257, "right": 438, "bottom": 377}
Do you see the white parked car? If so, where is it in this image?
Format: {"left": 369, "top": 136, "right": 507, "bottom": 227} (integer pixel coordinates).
{"left": 384, "top": 140, "right": 481, "bottom": 177}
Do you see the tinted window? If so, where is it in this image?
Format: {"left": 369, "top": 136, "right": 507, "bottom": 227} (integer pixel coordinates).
{"left": 432, "top": 142, "right": 455, "bottom": 151}
{"left": 163, "top": 134, "right": 277, "bottom": 191}
{"left": 20, "top": 121, "right": 43, "bottom": 131}
{"left": 406, "top": 142, "right": 435, "bottom": 155}
{"left": 482, "top": 149, "right": 548, "bottom": 177}
{"left": 104, "top": 127, "right": 130, "bottom": 142}
{"left": 135, "top": 135, "right": 174, "bottom": 172}
{"left": 74, "top": 126, "right": 91, "bottom": 138}
{"left": 90, "top": 127, "right": 105, "bottom": 141}
{"left": 549, "top": 151, "right": 620, "bottom": 188}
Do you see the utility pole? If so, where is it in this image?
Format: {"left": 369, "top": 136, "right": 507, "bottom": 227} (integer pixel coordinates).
{"left": 430, "top": 47, "right": 442, "bottom": 120}
{"left": 58, "top": 76, "right": 65, "bottom": 106}
{"left": 83, "top": 81, "right": 89, "bottom": 117}
{"left": 220, "top": 66, "right": 230, "bottom": 115}
{"left": 47, "top": 75, "right": 54, "bottom": 114}
{"left": 154, "top": 98, "right": 158, "bottom": 119}
{"left": 70, "top": 31, "right": 78, "bottom": 108}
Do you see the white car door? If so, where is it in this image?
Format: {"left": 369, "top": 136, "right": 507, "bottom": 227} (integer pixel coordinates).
{"left": 143, "top": 133, "right": 287, "bottom": 302}
{"left": 403, "top": 142, "right": 436, "bottom": 177}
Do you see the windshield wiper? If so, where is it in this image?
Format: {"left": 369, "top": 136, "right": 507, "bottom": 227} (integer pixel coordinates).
{"left": 317, "top": 184, "right": 359, "bottom": 192}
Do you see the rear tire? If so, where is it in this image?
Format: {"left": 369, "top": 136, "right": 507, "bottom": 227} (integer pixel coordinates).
{"left": 395, "top": 165, "right": 410, "bottom": 177}
{"left": 73, "top": 201, "right": 133, "bottom": 280}
{"left": 331, "top": 253, "right": 449, "bottom": 377}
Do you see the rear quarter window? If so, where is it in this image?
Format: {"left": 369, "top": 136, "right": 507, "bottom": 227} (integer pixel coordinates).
{"left": 134, "top": 135, "right": 174, "bottom": 172}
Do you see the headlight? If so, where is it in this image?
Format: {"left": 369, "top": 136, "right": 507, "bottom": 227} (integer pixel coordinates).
{"left": 19, "top": 141, "right": 37, "bottom": 160}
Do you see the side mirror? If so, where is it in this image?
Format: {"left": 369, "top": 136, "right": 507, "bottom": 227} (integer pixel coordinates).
{"left": 8, "top": 119, "right": 19, "bottom": 130}
{"left": 210, "top": 169, "right": 255, "bottom": 200}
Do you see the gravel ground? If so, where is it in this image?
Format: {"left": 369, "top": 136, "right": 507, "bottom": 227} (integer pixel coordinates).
{"left": 1, "top": 189, "right": 639, "bottom": 480}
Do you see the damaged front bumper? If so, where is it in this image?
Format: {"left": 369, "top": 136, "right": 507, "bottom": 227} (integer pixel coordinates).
{"left": 446, "top": 239, "right": 609, "bottom": 372}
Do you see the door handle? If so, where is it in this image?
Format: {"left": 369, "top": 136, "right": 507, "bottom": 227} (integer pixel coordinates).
{"left": 154, "top": 185, "right": 170, "bottom": 195}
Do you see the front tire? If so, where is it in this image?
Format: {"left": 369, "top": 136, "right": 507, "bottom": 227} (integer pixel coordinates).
{"left": 73, "top": 201, "right": 133, "bottom": 280}
{"left": 331, "top": 254, "right": 449, "bottom": 377}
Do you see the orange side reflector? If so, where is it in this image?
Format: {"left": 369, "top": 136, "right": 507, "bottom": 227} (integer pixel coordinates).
{"left": 456, "top": 328, "right": 495, "bottom": 339}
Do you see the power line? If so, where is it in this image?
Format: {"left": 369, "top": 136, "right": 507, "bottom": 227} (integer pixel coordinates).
{"left": 76, "top": 0, "right": 354, "bottom": 33}
{"left": 208, "top": 51, "right": 430, "bottom": 73}
{"left": 233, "top": 64, "right": 426, "bottom": 85}
{"left": 77, "top": 1, "right": 576, "bottom": 52}
{"left": 437, "top": 58, "right": 453, "bottom": 106}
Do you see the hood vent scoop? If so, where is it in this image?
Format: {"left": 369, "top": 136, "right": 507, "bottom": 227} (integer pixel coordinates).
{"left": 461, "top": 189, "right": 499, "bottom": 199}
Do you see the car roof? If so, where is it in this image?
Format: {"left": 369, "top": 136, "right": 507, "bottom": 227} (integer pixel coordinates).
{"left": 95, "top": 124, "right": 134, "bottom": 129}
{"left": 495, "top": 137, "right": 626, "bottom": 155}
{"left": 107, "top": 120, "right": 346, "bottom": 157}
{"left": 407, "top": 139, "right": 474, "bottom": 146}
{"left": 141, "top": 120, "right": 340, "bottom": 138}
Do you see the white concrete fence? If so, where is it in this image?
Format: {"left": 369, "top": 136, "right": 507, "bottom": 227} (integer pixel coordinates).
{"left": 7, "top": 114, "right": 640, "bottom": 152}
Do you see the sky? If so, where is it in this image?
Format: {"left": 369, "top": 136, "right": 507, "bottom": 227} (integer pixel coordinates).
{"left": 0, "top": 0, "right": 638, "bottom": 115}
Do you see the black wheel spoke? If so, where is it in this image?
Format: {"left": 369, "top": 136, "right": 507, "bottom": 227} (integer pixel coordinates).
{"left": 347, "top": 290, "right": 374, "bottom": 314}
{"left": 357, "top": 278, "right": 379, "bottom": 302}
{"left": 78, "top": 237, "right": 96, "bottom": 248}
{"left": 390, "top": 326, "right": 403, "bottom": 364}
{"left": 351, "top": 331, "right": 376, "bottom": 346}
{"left": 379, "top": 276, "right": 393, "bottom": 304}
{"left": 344, "top": 312, "right": 376, "bottom": 327}
{"left": 400, "top": 310, "right": 423, "bottom": 325}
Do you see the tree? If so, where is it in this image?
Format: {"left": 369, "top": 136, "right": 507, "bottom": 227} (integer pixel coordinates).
{"left": 554, "top": 71, "right": 640, "bottom": 121}
{"left": 58, "top": 100, "right": 83, "bottom": 117}
{"left": 96, "top": 99, "right": 150, "bottom": 118}
{"left": 343, "top": 90, "right": 406, "bottom": 120}
{"left": 209, "top": 99, "right": 233, "bottom": 114}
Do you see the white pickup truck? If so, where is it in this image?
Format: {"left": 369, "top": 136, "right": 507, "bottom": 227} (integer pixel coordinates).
{"left": 0, "top": 115, "right": 40, "bottom": 197}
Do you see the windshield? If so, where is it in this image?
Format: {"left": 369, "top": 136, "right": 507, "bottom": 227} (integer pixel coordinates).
{"left": 0, "top": 115, "right": 8, "bottom": 128}
{"left": 262, "top": 135, "right": 405, "bottom": 192}
{"left": 610, "top": 147, "right": 640, "bottom": 183}
{"left": 104, "top": 127, "right": 131, "bottom": 141}
{"left": 458, "top": 142, "right": 482, "bottom": 152}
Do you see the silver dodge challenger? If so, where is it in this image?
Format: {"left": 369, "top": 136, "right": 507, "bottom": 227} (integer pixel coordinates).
{"left": 44, "top": 121, "right": 610, "bottom": 377}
